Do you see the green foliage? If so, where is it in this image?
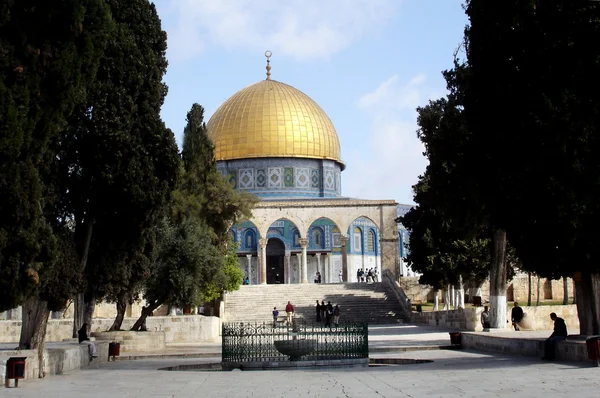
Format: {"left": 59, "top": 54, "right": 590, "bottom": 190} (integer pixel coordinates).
{"left": 143, "top": 217, "right": 223, "bottom": 309}
{"left": 0, "top": 0, "right": 113, "bottom": 311}
{"left": 177, "top": 104, "right": 256, "bottom": 248}
{"left": 56, "top": 0, "right": 180, "bottom": 307}
{"left": 201, "top": 242, "right": 244, "bottom": 302}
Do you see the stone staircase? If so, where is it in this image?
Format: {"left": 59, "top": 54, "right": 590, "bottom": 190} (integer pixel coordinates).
{"left": 223, "top": 282, "right": 408, "bottom": 324}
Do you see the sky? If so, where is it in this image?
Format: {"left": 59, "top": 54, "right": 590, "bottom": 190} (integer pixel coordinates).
{"left": 152, "top": 0, "right": 468, "bottom": 205}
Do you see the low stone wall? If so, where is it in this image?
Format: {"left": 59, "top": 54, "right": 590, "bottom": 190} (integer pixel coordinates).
{"left": 0, "top": 341, "right": 109, "bottom": 387}
{"left": 92, "top": 331, "right": 165, "bottom": 352}
{"left": 0, "top": 316, "right": 220, "bottom": 344}
{"left": 411, "top": 308, "right": 480, "bottom": 331}
{"left": 461, "top": 333, "right": 589, "bottom": 362}
{"left": 410, "top": 305, "right": 580, "bottom": 332}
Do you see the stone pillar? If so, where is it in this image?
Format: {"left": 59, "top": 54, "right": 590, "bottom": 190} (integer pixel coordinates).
{"left": 341, "top": 235, "right": 349, "bottom": 283}
{"left": 246, "top": 254, "right": 252, "bottom": 285}
{"left": 315, "top": 253, "right": 321, "bottom": 283}
{"left": 326, "top": 253, "right": 332, "bottom": 283}
{"left": 259, "top": 238, "right": 267, "bottom": 285}
{"left": 299, "top": 238, "right": 308, "bottom": 283}
{"left": 295, "top": 253, "right": 302, "bottom": 283}
{"left": 285, "top": 251, "right": 291, "bottom": 284}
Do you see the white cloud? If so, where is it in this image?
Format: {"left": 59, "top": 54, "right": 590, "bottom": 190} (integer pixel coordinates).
{"left": 157, "top": 0, "right": 399, "bottom": 63}
{"left": 344, "top": 74, "right": 436, "bottom": 204}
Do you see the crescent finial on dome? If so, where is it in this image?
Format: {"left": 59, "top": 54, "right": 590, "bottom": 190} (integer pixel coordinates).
{"left": 265, "top": 50, "right": 272, "bottom": 80}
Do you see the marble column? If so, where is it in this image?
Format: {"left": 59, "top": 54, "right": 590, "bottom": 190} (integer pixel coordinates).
{"left": 245, "top": 254, "right": 252, "bottom": 285}
{"left": 326, "top": 253, "right": 332, "bottom": 283}
{"left": 299, "top": 238, "right": 308, "bottom": 283}
{"left": 285, "top": 251, "right": 291, "bottom": 284}
{"left": 259, "top": 238, "right": 267, "bottom": 285}
{"left": 315, "top": 253, "right": 322, "bottom": 283}
{"left": 341, "top": 235, "right": 349, "bottom": 283}
{"left": 295, "top": 253, "right": 302, "bottom": 283}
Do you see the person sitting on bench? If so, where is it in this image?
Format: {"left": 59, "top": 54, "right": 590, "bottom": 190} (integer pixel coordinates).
{"left": 78, "top": 323, "right": 98, "bottom": 359}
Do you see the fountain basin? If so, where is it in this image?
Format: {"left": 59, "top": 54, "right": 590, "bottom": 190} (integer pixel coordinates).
{"left": 274, "top": 339, "right": 317, "bottom": 361}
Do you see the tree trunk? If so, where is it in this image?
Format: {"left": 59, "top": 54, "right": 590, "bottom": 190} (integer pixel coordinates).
{"left": 83, "top": 294, "right": 96, "bottom": 331}
{"left": 527, "top": 272, "right": 532, "bottom": 306}
{"left": 457, "top": 276, "right": 465, "bottom": 309}
{"left": 489, "top": 228, "right": 508, "bottom": 328}
{"left": 562, "top": 276, "right": 568, "bottom": 305}
{"left": 443, "top": 287, "right": 450, "bottom": 310}
{"left": 131, "top": 301, "right": 160, "bottom": 331}
{"left": 109, "top": 292, "right": 127, "bottom": 331}
{"left": 19, "top": 297, "right": 50, "bottom": 378}
{"left": 433, "top": 289, "right": 439, "bottom": 311}
{"left": 450, "top": 285, "right": 456, "bottom": 309}
{"left": 574, "top": 272, "right": 600, "bottom": 335}
{"left": 73, "top": 218, "right": 94, "bottom": 337}
{"left": 536, "top": 275, "right": 541, "bottom": 306}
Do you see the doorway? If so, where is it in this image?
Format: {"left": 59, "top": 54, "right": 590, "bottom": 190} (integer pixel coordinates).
{"left": 266, "top": 239, "right": 285, "bottom": 284}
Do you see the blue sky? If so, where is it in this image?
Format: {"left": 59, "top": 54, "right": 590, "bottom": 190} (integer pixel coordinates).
{"left": 153, "top": 0, "right": 468, "bottom": 205}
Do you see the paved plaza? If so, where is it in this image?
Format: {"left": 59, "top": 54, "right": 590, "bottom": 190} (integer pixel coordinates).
{"left": 3, "top": 325, "right": 599, "bottom": 398}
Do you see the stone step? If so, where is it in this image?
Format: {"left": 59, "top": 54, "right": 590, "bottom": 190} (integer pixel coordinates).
{"left": 223, "top": 282, "right": 407, "bottom": 324}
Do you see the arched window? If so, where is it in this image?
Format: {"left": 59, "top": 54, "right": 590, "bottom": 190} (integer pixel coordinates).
{"left": 367, "top": 230, "right": 375, "bottom": 252}
{"left": 312, "top": 228, "right": 323, "bottom": 249}
{"left": 292, "top": 229, "right": 301, "bottom": 248}
{"left": 244, "top": 230, "right": 256, "bottom": 250}
{"left": 353, "top": 227, "right": 362, "bottom": 252}
{"left": 230, "top": 230, "right": 237, "bottom": 243}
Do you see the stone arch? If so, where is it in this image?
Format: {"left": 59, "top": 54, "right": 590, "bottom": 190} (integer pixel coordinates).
{"left": 307, "top": 217, "right": 341, "bottom": 251}
{"left": 253, "top": 214, "right": 307, "bottom": 242}
{"left": 347, "top": 216, "right": 381, "bottom": 282}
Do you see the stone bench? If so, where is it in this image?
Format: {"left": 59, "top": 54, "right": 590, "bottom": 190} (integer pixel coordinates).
{"left": 461, "top": 332, "right": 590, "bottom": 362}
{"left": 1, "top": 341, "right": 109, "bottom": 387}
{"left": 91, "top": 331, "right": 165, "bottom": 353}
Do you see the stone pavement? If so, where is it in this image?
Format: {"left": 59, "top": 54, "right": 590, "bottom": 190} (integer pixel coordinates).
{"left": 2, "top": 325, "right": 599, "bottom": 398}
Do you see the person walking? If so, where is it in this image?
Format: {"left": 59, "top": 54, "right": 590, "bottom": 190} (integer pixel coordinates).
{"left": 542, "top": 312, "right": 568, "bottom": 360}
{"left": 338, "top": 270, "right": 343, "bottom": 282}
{"left": 511, "top": 302, "right": 524, "bottom": 331}
{"left": 272, "top": 307, "right": 279, "bottom": 328}
{"left": 285, "top": 301, "right": 294, "bottom": 325}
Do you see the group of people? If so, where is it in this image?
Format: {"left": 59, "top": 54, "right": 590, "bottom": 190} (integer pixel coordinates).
{"left": 316, "top": 300, "right": 340, "bottom": 327}
{"left": 480, "top": 302, "right": 568, "bottom": 360}
{"left": 356, "top": 268, "right": 378, "bottom": 283}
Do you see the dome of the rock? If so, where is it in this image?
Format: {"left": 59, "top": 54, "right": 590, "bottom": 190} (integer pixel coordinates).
{"left": 206, "top": 79, "right": 343, "bottom": 167}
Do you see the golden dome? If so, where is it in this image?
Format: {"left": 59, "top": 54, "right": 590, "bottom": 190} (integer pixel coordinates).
{"left": 206, "top": 79, "right": 343, "bottom": 165}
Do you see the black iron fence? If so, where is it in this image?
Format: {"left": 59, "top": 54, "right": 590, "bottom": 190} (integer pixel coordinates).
{"left": 222, "top": 321, "right": 368, "bottom": 363}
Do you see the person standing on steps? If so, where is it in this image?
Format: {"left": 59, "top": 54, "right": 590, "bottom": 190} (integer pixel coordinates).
{"left": 272, "top": 307, "right": 279, "bottom": 328}
{"left": 333, "top": 304, "right": 340, "bottom": 326}
{"left": 316, "top": 300, "right": 321, "bottom": 322}
{"left": 511, "top": 302, "right": 524, "bottom": 331}
{"left": 285, "top": 301, "right": 294, "bottom": 325}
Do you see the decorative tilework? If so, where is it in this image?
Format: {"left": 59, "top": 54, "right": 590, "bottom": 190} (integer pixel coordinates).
{"left": 324, "top": 170, "right": 335, "bottom": 190}
{"left": 296, "top": 168, "right": 309, "bottom": 188}
{"left": 284, "top": 167, "right": 294, "bottom": 187}
{"left": 227, "top": 170, "right": 237, "bottom": 188}
{"left": 335, "top": 172, "right": 341, "bottom": 193}
{"left": 310, "top": 169, "right": 319, "bottom": 188}
{"left": 268, "top": 167, "right": 282, "bottom": 188}
{"left": 238, "top": 168, "right": 254, "bottom": 189}
{"left": 255, "top": 168, "right": 266, "bottom": 188}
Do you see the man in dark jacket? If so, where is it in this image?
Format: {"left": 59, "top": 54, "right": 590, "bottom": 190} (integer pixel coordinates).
{"left": 511, "top": 302, "right": 524, "bottom": 331}
{"left": 542, "top": 312, "right": 568, "bottom": 360}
